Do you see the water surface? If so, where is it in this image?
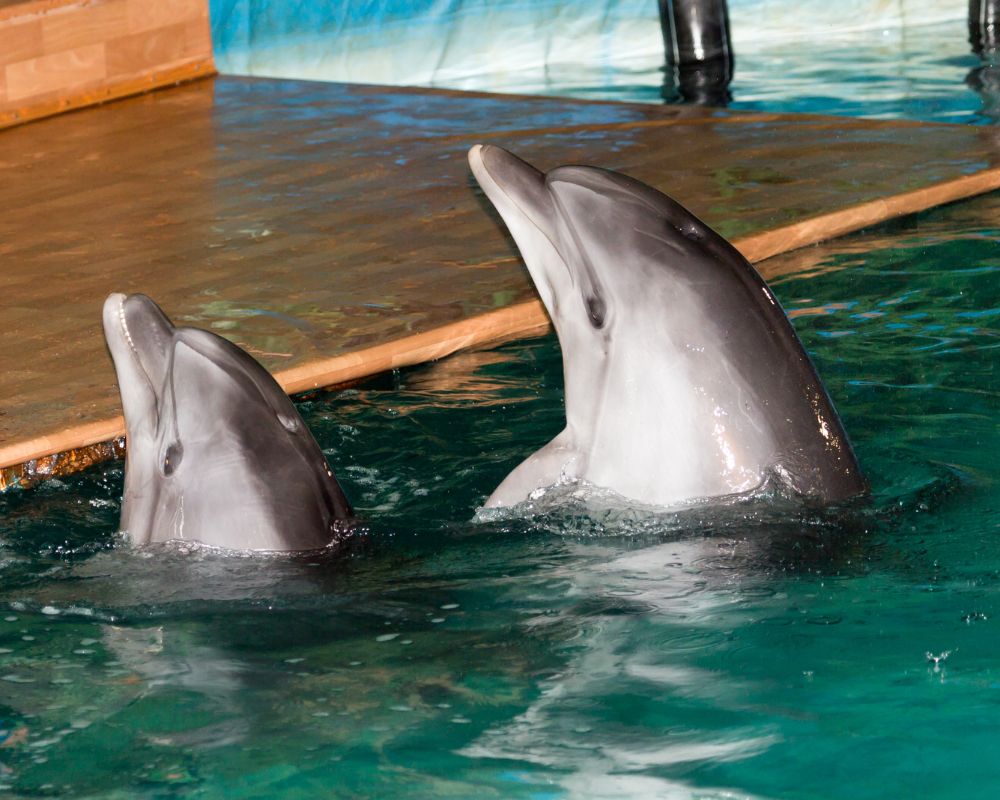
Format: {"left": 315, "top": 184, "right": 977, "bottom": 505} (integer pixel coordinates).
{"left": 0, "top": 196, "right": 997, "bottom": 798}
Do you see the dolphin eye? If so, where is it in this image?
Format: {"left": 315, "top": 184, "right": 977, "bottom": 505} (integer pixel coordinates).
{"left": 162, "top": 442, "right": 183, "bottom": 476}
{"left": 585, "top": 295, "right": 606, "bottom": 329}
{"left": 680, "top": 224, "right": 703, "bottom": 241}
{"left": 277, "top": 413, "right": 300, "bottom": 433}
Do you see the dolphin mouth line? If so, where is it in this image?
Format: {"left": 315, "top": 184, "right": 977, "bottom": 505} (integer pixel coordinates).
{"left": 116, "top": 295, "right": 139, "bottom": 360}
{"left": 472, "top": 146, "right": 564, "bottom": 264}
{"left": 114, "top": 294, "right": 161, "bottom": 419}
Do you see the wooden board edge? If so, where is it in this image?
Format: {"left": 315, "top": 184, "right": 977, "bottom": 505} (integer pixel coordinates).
{"left": 0, "top": 301, "right": 552, "bottom": 484}
{"left": 274, "top": 300, "right": 551, "bottom": 395}
{"left": 3, "top": 163, "right": 1000, "bottom": 485}
{"left": 737, "top": 168, "right": 1000, "bottom": 263}
{"left": 0, "top": 0, "right": 83, "bottom": 24}
{"left": 0, "top": 59, "right": 217, "bottom": 131}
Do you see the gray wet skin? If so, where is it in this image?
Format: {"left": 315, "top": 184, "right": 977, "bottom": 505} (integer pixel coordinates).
{"left": 102, "top": 293, "right": 352, "bottom": 551}
{"left": 468, "top": 144, "right": 867, "bottom": 510}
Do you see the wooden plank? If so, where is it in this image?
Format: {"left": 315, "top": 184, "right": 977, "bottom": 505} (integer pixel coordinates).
{"left": 5, "top": 41, "right": 107, "bottom": 101}
{"left": 0, "top": 18, "right": 43, "bottom": 64}
{"left": 0, "top": 0, "right": 213, "bottom": 130}
{"left": 105, "top": 20, "right": 206, "bottom": 76}
{"left": 40, "top": 0, "right": 128, "bottom": 53}
{"left": 125, "top": 0, "right": 204, "bottom": 35}
{"left": 0, "top": 59, "right": 213, "bottom": 128}
{"left": 736, "top": 169, "right": 1000, "bottom": 262}
{"left": 0, "top": 0, "right": 84, "bottom": 23}
{"left": 2, "top": 75, "right": 1000, "bottom": 488}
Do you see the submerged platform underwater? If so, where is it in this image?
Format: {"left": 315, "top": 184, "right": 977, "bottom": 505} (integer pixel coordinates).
{"left": 2, "top": 1, "right": 1000, "bottom": 797}
{"left": 2, "top": 73, "right": 1000, "bottom": 488}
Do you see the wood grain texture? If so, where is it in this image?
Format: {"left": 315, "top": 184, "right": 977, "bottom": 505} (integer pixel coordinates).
{"left": 0, "top": 18, "right": 43, "bottom": 63}
{"left": 6, "top": 42, "right": 106, "bottom": 101}
{"left": 106, "top": 20, "right": 204, "bottom": 76}
{"left": 1, "top": 75, "right": 999, "bottom": 484}
{"left": 0, "top": 59, "right": 214, "bottom": 128}
{"left": 126, "top": 0, "right": 203, "bottom": 34}
{"left": 40, "top": 0, "right": 128, "bottom": 52}
{"left": 0, "top": 0, "right": 213, "bottom": 129}
{"left": 0, "top": 0, "right": 85, "bottom": 23}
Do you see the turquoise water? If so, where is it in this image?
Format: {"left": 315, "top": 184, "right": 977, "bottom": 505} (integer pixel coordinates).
{"left": 0, "top": 193, "right": 997, "bottom": 797}
{"left": 212, "top": 3, "right": 1000, "bottom": 126}
{"left": 473, "top": 19, "right": 1000, "bottom": 125}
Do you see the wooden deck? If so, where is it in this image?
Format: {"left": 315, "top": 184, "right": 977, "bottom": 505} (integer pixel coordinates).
{"left": 3, "top": 75, "right": 1000, "bottom": 488}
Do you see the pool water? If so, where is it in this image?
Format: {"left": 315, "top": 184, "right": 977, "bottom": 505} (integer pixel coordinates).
{"left": 215, "top": 5, "right": 1000, "bottom": 126}
{"left": 450, "top": 18, "right": 1000, "bottom": 125}
{"left": 0, "top": 191, "right": 997, "bottom": 797}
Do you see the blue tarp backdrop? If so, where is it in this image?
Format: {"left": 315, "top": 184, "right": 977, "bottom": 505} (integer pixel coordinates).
{"left": 209, "top": 0, "right": 663, "bottom": 91}
{"left": 208, "top": 1, "right": 967, "bottom": 101}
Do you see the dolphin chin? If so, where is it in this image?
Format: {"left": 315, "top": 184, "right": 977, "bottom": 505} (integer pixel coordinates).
{"left": 103, "top": 293, "right": 353, "bottom": 552}
{"left": 468, "top": 144, "right": 867, "bottom": 512}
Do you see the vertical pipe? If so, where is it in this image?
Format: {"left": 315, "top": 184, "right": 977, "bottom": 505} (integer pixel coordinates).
{"left": 658, "top": 0, "right": 733, "bottom": 105}
{"left": 672, "top": 0, "right": 733, "bottom": 68}
{"left": 968, "top": 0, "right": 1000, "bottom": 121}
{"left": 970, "top": 0, "right": 1000, "bottom": 54}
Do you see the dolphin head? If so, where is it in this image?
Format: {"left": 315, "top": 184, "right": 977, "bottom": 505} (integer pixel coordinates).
{"left": 468, "top": 146, "right": 708, "bottom": 451}
{"left": 468, "top": 145, "right": 866, "bottom": 509}
{"left": 103, "top": 293, "right": 352, "bottom": 551}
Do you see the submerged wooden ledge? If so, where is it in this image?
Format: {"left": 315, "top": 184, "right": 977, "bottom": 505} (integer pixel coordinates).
{"left": 3, "top": 75, "right": 1000, "bottom": 489}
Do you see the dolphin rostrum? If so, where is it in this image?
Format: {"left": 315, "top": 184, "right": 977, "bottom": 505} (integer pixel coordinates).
{"left": 468, "top": 144, "right": 866, "bottom": 510}
{"left": 102, "top": 293, "right": 353, "bottom": 551}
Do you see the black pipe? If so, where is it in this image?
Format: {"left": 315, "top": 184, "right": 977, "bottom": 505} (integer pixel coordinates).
{"left": 968, "top": 0, "right": 1000, "bottom": 121}
{"left": 970, "top": 0, "right": 1000, "bottom": 56}
{"left": 659, "top": 0, "right": 733, "bottom": 105}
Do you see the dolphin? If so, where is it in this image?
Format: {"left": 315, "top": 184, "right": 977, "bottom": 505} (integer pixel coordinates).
{"left": 468, "top": 144, "right": 866, "bottom": 510}
{"left": 102, "top": 293, "right": 353, "bottom": 551}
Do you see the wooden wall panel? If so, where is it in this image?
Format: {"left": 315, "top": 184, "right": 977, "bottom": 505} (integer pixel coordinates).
{"left": 106, "top": 20, "right": 208, "bottom": 76}
{"left": 7, "top": 42, "right": 107, "bottom": 101}
{"left": 0, "top": 18, "right": 43, "bottom": 63}
{"left": 0, "top": 0, "right": 214, "bottom": 129}
{"left": 126, "top": 0, "right": 204, "bottom": 34}
{"left": 41, "top": 0, "right": 127, "bottom": 51}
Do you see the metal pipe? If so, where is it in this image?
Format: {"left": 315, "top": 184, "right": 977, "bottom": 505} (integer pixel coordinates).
{"left": 968, "top": 0, "right": 1000, "bottom": 120}
{"left": 970, "top": 0, "right": 1000, "bottom": 55}
{"left": 659, "top": 0, "right": 733, "bottom": 105}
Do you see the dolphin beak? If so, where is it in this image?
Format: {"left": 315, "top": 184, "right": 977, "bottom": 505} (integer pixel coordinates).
{"left": 468, "top": 144, "right": 558, "bottom": 242}
{"left": 103, "top": 293, "right": 177, "bottom": 427}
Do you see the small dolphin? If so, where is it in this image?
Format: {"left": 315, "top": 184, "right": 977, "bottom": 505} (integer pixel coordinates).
{"left": 468, "top": 144, "right": 866, "bottom": 510}
{"left": 102, "top": 293, "right": 352, "bottom": 551}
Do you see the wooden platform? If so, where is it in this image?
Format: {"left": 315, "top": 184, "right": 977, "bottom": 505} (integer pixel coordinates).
{"left": 3, "top": 75, "right": 1000, "bottom": 488}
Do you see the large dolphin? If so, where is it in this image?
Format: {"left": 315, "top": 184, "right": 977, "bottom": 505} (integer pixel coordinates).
{"left": 468, "top": 144, "right": 866, "bottom": 510}
{"left": 102, "top": 293, "right": 353, "bottom": 551}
